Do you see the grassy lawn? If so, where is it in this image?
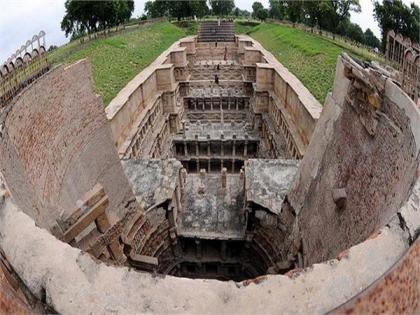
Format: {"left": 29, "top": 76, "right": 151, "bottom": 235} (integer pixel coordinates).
{"left": 234, "top": 20, "right": 261, "bottom": 34}
{"left": 49, "top": 21, "right": 186, "bottom": 105}
{"left": 171, "top": 20, "right": 198, "bottom": 36}
{"left": 247, "top": 23, "right": 383, "bottom": 103}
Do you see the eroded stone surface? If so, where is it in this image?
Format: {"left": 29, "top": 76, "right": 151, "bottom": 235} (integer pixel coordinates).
{"left": 245, "top": 159, "right": 299, "bottom": 215}
{"left": 122, "top": 159, "right": 182, "bottom": 210}
{"left": 0, "top": 198, "right": 411, "bottom": 314}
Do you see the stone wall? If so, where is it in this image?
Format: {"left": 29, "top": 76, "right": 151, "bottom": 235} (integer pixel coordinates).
{"left": 0, "top": 60, "right": 135, "bottom": 229}
{"left": 106, "top": 39, "right": 190, "bottom": 151}
{"left": 288, "top": 55, "right": 420, "bottom": 265}
{"left": 245, "top": 37, "right": 322, "bottom": 156}
{"left": 107, "top": 35, "right": 322, "bottom": 160}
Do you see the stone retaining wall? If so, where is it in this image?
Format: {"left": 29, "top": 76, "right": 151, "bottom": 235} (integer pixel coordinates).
{"left": 105, "top": 35, "right": 322, "bottom": 158}
{"left": 0, "top": 60, "right": 135, "bottom": 229}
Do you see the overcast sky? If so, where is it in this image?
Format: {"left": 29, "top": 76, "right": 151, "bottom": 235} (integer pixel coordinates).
{"left": 0, "top": 0, "right": 416, "bottom": 63}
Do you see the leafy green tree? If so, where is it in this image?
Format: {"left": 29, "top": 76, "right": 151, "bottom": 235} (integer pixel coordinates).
{"left": 144, "top": 1, "right": 167, "bottom": 18}
{"left": 233, "top": 7, "right": 251, "bottom": 17}
{"left": 210, "top": 0, "right": 235, "bottom": 16}
{"left": 257, "top": 8, "right": 269, "bottom": 21}
{"left": 345, "top": 22, "right": 364, "bottom": 43}
{"left": 363, "top": 28, "right": 381, "bottom": 48}
{"left": 61, "top": 0, "right": 134, "bottom": 37}
{"left": 144, "top": 1, "right": 208, "bottom": 20}
{"left": 191, "top": 0, "right": 209, "bottom": 18}
{"left": 234, "top": 7, "right": 240, "bottom": 17}
{"left": 252, "top": 2, "right": 268, "bottom": 21}
{"left": 284, "top": 0, "right": 304, "bottom": 23}
{"left": 303, "top": 1, "right": 322, "bottom": 28}
{"left": 317, "top": 0, "right": 360, "bottom": 32}
{"left": 374, "top": 0, "right": 420, "bottom": 50}
{"left": 269, "top": 0, "right": 287, "bottom": 19}
{"left": 252, "top": 1, "right": 264, "bottom": 16}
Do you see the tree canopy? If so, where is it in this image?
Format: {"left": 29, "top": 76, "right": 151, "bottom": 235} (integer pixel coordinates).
{"left": 61, "top": 0, "right": 134, "bottom": 38}
{"left": 144, "top": 0, "right": 209, "bottom": 20}
{"left": 269, "top": 0, "right": 361, "bottom": 29}
{"left": 210, "top": 0, "right": 235, "bottom": 16}
{"left": 252, "top": 2, "right": 269, "bottom": 20}
{"left": 373, "top": 0, "right": 420, "bottom": 49}
{"left": 264, "top": 1, "right": 382, "bottom": 48}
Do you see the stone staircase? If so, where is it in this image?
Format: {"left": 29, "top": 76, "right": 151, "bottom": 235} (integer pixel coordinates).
{"left": 197, "top": 21, "right": 235, "bottom": 42}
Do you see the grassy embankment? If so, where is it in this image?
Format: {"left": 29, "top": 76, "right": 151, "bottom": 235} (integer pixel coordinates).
{"left": 49, "top": 20, "right": 382, "bottom": 106}
{"left": 244, "top": 23, "right": 383, "bottom": 103}
{"left": 49, "top": 21, "right": 186, "bottom": 105}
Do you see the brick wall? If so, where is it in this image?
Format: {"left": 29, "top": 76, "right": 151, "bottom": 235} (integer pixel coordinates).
{"left": 0, "top": 60, "right": 135, "bottom": 229}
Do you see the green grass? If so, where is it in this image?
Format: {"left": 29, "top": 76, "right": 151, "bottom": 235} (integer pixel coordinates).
{"left": 234, "top": 20, "right": 261, "bottom": 34}
{"left": 49, "top": 21, "right": 186, "bottom": 105}
{"left": 247, "top": 23, "right": 383, "bottom": 103}
{"left": 171, "top": 20, "right": 198, "bottom": 36}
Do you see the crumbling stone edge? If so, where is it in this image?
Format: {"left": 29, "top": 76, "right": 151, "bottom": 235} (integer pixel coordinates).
{"left": 0, "top": 175, "right": 418, "bottom": 314}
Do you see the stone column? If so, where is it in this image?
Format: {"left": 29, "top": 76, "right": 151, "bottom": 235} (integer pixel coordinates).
{"left": 221, "top": 134, "right": 224, "bottom": 156}
{"left": 183, "top": 141, "right": 188, "bottom": 156}
{"left": 244, "top": 137, "right": 248, "bottom": 157}
{"left": 221, "top": 167, "right": 227, "bottom": 188}
{"left": 232, "top": 134, "right": 236, "bottom": 157}
{"left": 180, "top": 168, "right": 187, "bottom": 198}
{"left": 221, "top": 241, "right": 227, "bottom": 261}
{"left": 195, "top": 239, "right": 202, "bottom": 260}
{"left": 195, "top": 135, "right": 199, "bottom": 156}
{"left": 182, "top": 120, "right": 186, "bottom": 136}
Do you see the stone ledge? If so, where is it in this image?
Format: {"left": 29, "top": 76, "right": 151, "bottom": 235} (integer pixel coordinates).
{"left": 0, "top": 192, "right": 413, "bottom": 314}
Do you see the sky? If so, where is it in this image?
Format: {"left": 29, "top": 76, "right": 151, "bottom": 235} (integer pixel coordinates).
{"left": 0, "top": 0, "right": 416, "bottom": 63}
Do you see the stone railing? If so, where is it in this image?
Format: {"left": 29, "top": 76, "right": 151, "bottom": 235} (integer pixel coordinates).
{"left": 385, "top": 30, "right": 420, "bottom": 104}
{"left": 0, "top": 31, "right": 49, "bottom": 107}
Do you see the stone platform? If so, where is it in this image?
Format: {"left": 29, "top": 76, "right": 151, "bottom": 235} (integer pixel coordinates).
{"left": 177, "top": 173, "right": 246, "bottom": 240}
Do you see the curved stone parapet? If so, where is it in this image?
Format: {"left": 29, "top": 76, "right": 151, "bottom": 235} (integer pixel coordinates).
{"left": 0, "top": 175, "right": 417, "bottom": 313}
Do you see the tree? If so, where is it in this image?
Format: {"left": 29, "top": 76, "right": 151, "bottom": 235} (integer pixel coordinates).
{"left": 345, "top": 22, "right": 364, "bottom": 43}
{"left": 61, "top": 0, "right": 134, "bottom": 37}
{"left": 363, "top": 28, "right": 381, "bottom": 49}
{"left": 374, "top": 0, "right": 420, "bottom": 50}
{"left": 191, "top": 0, "right": 209, "bottom": 18}
{"left": 144, "top": 1, "right": 208, "bottom": 20}
{"left": 269, "top": 0, "right": 287, "bottom": 20}
{"left": 252, "top": 2, "right": 268, "bottom": 21}
{"left": 210, "top": 0, "right": 235, "bottom": 16}
{"left": 233, "top": 8, "right": 251, "bottom": 18}
{"left": 252, "top": 2, "right": 264, "bottom": 16}
{"left": 284, "top": 0, "right": 304, "bottom": 23}
{"left": 303, "top": 1, "right": 322, "bottom": 28}
{"left": 317, "top": 0, "right": 360, "bottom": 32}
